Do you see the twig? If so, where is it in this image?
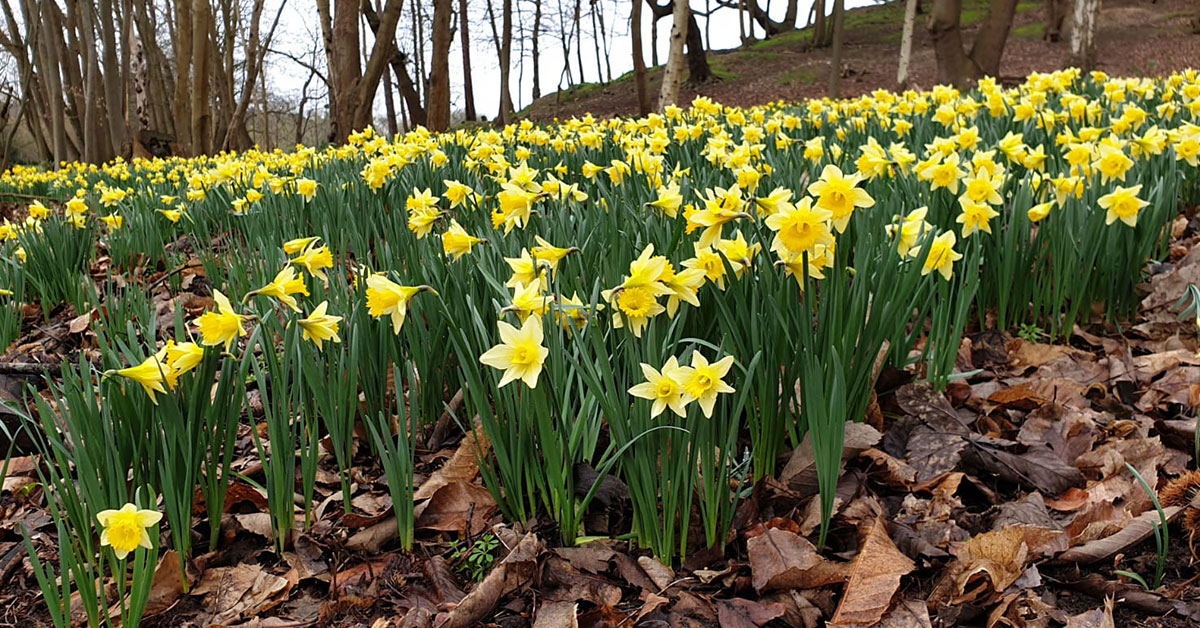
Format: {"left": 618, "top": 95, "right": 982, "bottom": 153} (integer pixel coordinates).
{"left": 0, "top": 362, "right": 60, "bottom": 377}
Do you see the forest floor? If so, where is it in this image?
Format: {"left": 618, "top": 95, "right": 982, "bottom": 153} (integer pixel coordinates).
{"left": 4, "top": 213, "right": 1200, "bottom": 627}
{"left": 522, "top": 0, "right": 1200, "bottom": 122}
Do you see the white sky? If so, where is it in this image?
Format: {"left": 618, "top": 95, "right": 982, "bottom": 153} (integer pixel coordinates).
{"left": 264, "top": 0, "right": 878, "bottom": 122}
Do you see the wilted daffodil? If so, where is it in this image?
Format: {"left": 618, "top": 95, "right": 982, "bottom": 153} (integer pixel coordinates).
{"left": 478, "top": 316, "right": 549, "bottom": 389}
{"left": 97, "top": 503, "right": 162, "bottom": 560}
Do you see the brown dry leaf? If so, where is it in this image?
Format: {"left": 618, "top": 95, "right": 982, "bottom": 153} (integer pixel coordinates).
{"left": 1008, "top": 339, "right": 1092, "bottom": 369}
{"left": 414, "top": 480, "right": 495, "bottom": 535}
{"left": 440, "top": 532, "right": 542, "bottom": 628}
{"left": 637, "top": 555, "right": 675, "bottom": 591}
{"left": 987, "top": 386, "right": 1046, "bottom": 410}
{"left": 190, "top": 563, "right": 290, "bottom": 625}
{"left": 859, "top": 448, "right": 918, "bottom": 487}
{"left": 715, "top": 598, "right": 786, "bottom": 628}
{"left": 414, "top": 424, "right": 489, "bottom": 501}
{"left": 141, "top": 550, "right": 187, "bottom": 619}
{"left": 532, "top": 601, "right": 578, "bottom": 628}
{"left": 68, "top": 309, "right": 94, "bottom": 334}
{"left": 781, "top": 422, "right": 881, "bottom": 494}
{"left": 747, "top": 527, "right": 821, "bottom": 593}
{"left": 1046, "top": 487, "right": 1090, "bottom": 511}
{"left": 930, "top": 526, "right": 1037, "bottom": 606}
{"left": 1064, "top": 597, "right": 1115, "bottom": 628}
{"left": 830, "top": 517, "right": 915, "bottom": 627}
{"left": 1055, "top": 505, "right": 1182, "bottom": 565}
{"left": 874, "top": 598, "right": 933, "bottom": 628}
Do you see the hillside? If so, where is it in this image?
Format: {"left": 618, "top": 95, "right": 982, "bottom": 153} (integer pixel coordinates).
{"left": 521, "top": 0, "right": 1200, "bottom": 121}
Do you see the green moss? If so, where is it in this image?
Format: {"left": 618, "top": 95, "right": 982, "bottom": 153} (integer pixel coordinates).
{"left": 1012, "top": 21, "right": 1044, "bottom": 39}
{"left": 748, "top": 29, "right": 810, "bottom": 52}
{"left": 775, "top": 67, "right": 819, "bottom": 87}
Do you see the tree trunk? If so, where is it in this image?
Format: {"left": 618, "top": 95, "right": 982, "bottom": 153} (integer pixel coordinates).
{"left": 631, "top": 0, "right": 651, "bottom": 114}
{"left": 1069, "top": 0, "right": 1100, "bottom": 70}
{"left": 685, "top": 10, "right": 711, "bottom": 83}
{"left": 426, "top": 0, "right": 452, "bottom": 131}
{"left": 827, "top": 0, "right": 844, "bottom": 97}
{"left": 498, "top": 0, "right": 514, "bottom": 123}
{"left": 969, "top": 0, "right": 1017, "bottom": 76}
{"left": 657, "top": 0, "right": 688, "bottom": 110}
{"left": 573, "top": 0, "right": 585, "bottom": 82}
{"left": 927, "top": 0, "right": 974, "bottom": 86}
{"left": 813, "top": 0, "right": 827, "bottom": 47}
{"left": 98, "top": 0, "right": 127, "bottom": 154}
{"left": 531, "top": 0, "right": 542, "bottom": 99}
{"left": 459, "top": 0, "right": 477, "bottom": 119}
{"left": 590, "top": 1, "right": 604, "bottom": 81}
{"left": 650, "top": 5, "right": 659, "bottom": 66}
{"left": 329, "top": 0, "right": 362, "bottom": 140}
{"left": 383, "top": 67, "right": 398, "bottom": 135}
{"left": 897, "top": 0, "right": 917, "bottom": 88}
{"left": 1044, "top": 0, "right": 1067, "bottom": 41}
{"left": 190, "top": 0, "right": 211, "bottom": 155}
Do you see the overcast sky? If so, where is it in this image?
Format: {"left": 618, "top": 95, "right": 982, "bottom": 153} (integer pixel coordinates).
{"left": 264, "top": 0, "right": 878, "bottom": 122}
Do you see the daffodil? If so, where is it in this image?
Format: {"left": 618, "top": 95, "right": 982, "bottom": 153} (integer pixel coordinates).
{"left": 478, "top": 317, "right": 549, "bottom": 388}
{"left": 681, "top": 353, "right": 736, "bottom": 418}
{"left": 97, "top": 503, "right": 162, "bottom": 559}
{"left": 764, "top": 197, "right": 835, "bottom": 258}
{"left": 916, "top": 231, "right": 963, "bottom": 280}
{"left": 115, "top": 355, "right": 170, "bottom": 403}
{"left": 1098, "top": 184, "right": 1149, "bottom": 227}
{"left": 248, "top": 266, "right": 309, "bottom": 311}
{"left": 957, "top": 201, "right": 1000, "bottom": 237}
{"left": 196, "top": 290, "right": 247, "bottom": 351}
{"left": 298, "top": 301, "right": 342, "bottom": 349}
{"left": 807, "top": 164, "right": 874, "bottom": 232}
{"left": 296, "top": 178, "right": 318, "bottom": 200}
{"left": 289, "top": 245, "right": 333, "bottom": 282}
{"left": 365, "top": 275, "right": 434, "bottom": 334}
{"left": 628, "top": 357, "right": 691, "bottom": 418}
{"left": 441, "top": 220, "right": 483, "bottom": 261}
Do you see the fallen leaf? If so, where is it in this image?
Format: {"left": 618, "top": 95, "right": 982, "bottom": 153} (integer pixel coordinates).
{"left": 532, "top": 601, "right": 578, "bottom": 628}
{"left": 440, "top": 532, "right": 542, "bottom": 628}
{"left": 637, "top": 555, "right": 675, "bottom": 591}
{"left": 874, "top": 598, "right": 933, "bottom": 628}
{"left": 715, "top": 598, "right": 786, "bottom": 628}
{"left": 141, "top": 550, "right": 187, "bottom": 618}
{"left": 781, "top": 422, "right": 881, "bottom": 494}
{"left": 414, "top": 480, "right": 495, "bottom": 535}
{"left": 830, "top": 517, "right": 915, "bottom": 627}
{"left": 190, "top": 564, "right": 290, "bottom": 625}
{"left": 747, "top": 527, "right": 823, "bottom": 593}
{"left": 414, "top": 425, "right": 489, "bottom": 501}
{"left": 1054, "top": 505, "right": 1182, "bottom": 565}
